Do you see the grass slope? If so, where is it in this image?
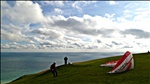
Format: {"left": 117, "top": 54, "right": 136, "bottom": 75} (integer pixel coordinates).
{"left": 8, "top": 53, "right": 150, "bottom": 84}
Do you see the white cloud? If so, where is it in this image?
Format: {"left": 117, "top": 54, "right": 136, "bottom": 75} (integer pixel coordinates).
{"left": 54, "top": 8, "right": 63, "bottom": 14}
{"left": 72, "top": 1, "right": 97, "bottom": 12}
{"left": 124, "top": 2, "right": 138, "bottom": 9}
{"left": 104, "top": 13, "right": 116, "bottom": 21}
{"left": 1, "top": 13, "right": 150, "bottom": 51}
{"left": 1, "top": 44, "right": 10, "bottom": 49}
{"left": 29, "top": 36, "right": 43, "bottom": 42}
{"left": 40, "top": 1, "right": 64, "bottom": 7}
{"left": 123, "top": 2, "right": 149, "bottom": 21}
{"left": 1, "top": 1, "right": 10, "bottom": 18}
{"left": 1, "top": 1, "right": 150, "bottom": 52}
{"left": 116, "top": 5, "right": 150, "bottom": 32}
{"left": 134, "top": 11, "right": 149, "bottom": 21}
{"left": 1, "top": 25, "right": 27, "bottom": 42}
{"left": 123, "top": 10, "right": 132, "bottom": 18}
{"left": 32, "top": 28, "right": 64, "bottom": 39}
{"left": 121, "top": 29, "right": 150, "bottom": 39}
{"left": 123, "top": 10, "right": 131, "bottom": 13}
{"left": 72, "top": 1, "right": 82, "bottom": 12}
{"left": 107, "top": 1, "right": 118, "bottom": 5}
{"left": 105, "top": 13, "right": 115, "bottom": 18}
{"left": 1, "top": 1, "right": 46, "bottom": 24}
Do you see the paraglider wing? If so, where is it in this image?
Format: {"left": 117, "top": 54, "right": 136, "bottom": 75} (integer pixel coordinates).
{"left": 100, "top": 60, "right": 119, "bottom": 67}
{"left": 108, "top": 51, "right": 134, "bottom": 74}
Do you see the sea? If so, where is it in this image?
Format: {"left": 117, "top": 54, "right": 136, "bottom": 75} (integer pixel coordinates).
{"left": 1, "top": 52, "right": 124, "bottom": 84}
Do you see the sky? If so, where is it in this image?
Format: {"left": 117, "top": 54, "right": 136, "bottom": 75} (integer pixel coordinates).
{"left": 1, "top": 1, "right": 150, "bottom": 52}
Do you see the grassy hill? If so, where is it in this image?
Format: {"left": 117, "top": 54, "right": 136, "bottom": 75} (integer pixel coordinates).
{"left": 8, "top": 53, "right": 150, "bottom": 84}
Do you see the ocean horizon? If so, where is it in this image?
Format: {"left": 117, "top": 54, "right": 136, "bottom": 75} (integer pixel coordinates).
{"left": 1, "top": 52, "right": 124, "bottom": 84}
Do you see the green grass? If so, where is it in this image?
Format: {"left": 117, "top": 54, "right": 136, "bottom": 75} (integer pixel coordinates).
{"left": 8, "top": 53, "right": 150, "bottom": 84}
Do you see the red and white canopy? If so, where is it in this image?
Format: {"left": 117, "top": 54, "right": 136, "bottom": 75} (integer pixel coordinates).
{"left": 101, "top": 51, "right": 134, "bottom": 74}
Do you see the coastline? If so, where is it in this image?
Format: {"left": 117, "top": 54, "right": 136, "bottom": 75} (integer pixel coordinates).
{"left": 7, "top": 52, "right": 150, "bottom": 84}
{"left": 7, "top": 55, "right": 118, "bottom": 84}
{"left": 3, "top": 52, "right": 148, "bottom": 84}
{"left": 2, "top": 52, "right": 125, "bottom": 84}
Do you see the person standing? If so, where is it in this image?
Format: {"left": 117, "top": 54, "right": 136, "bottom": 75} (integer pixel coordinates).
{"left": 50, "top": 62, "right": 58, "bottom": 77}
{"left": 64, "top": 57, "right": 68, "bottom": 65}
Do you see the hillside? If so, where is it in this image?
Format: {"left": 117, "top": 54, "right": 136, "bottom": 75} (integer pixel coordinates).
{"left": 8, "top": 53, "right": 150, "bottom": 84}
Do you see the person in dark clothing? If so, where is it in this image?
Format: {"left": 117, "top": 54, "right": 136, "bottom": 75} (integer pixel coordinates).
{"left": 64, "top": 57, "right": 68, "bottom": 65}
{"left": 50, "top": 62, "right": 58, "bottom": 77}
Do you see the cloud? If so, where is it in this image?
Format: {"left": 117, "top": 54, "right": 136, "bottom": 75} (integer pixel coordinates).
{"left": 1, "top": 24, "right": 28, "bottom": 42}
{"left": 134, "top": 10, "right": 149, "bottom": 21}
{"left": 97, "top": 40, "right": 102, "bottom": 43}
{"left": 54, "top": 8, "right": 63, "bottom": 14}
{"left": 123, "top": 10, "right": 132, "bottom": 18}
{"left": 123, "top": 45, "right": 133, "bottom": 48}
{"left": 1, "top": 44, "right": 10, "bottom": 49}
{"left": 40, "top": 1, "right": 64, "bottom": 7}
{"left": 124, "top": 2, "right": 138, "bottom": 9}
{"left": 105, "top": 13, "right": 115, "bottom": 18}
{"left": 1, "top": 1, "right": 46, "bottom": 24}
{"left": 1, "top": 12, "right": 149, "bottom": 51}
{"left": 112, "top": 41, "right": 122, "bottom": 45}
{"left": 72, "top": 1, "right": 82, "bottom": 12}
{"left": 26, "top": 36, "right": 45, "bottom": 44}
{"left": 32, "top": 28, "right": 64, "bottom": 39}
{"left": 122, "top": 2, "right": 149, "bottom": 22}
{"left": 107, "top": 1, "right": 118, "bottom": 5}
{"left": 49, "top": 15, "right": 117, "bottom": 37}
{"left": 116, "top": 15, "right": 149, "bottom": 32}
{"left": 121, "top": 29, "right": 150, "bottom": 39}
{"left": 1, "top": 1, "right": 150, "bottom": 52}
{"left": 1, "top": 43, "right": 37, "bottom": 49}
{"left": 46, "top": 8, "right": 64, "bottom": 16}
{"left": 72, "top": 1, "right": 97, "bottom": 12}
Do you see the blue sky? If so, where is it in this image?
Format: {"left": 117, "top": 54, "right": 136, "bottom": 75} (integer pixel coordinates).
{"left": 1, "top": 1, "right": 150, "bottom": 52}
